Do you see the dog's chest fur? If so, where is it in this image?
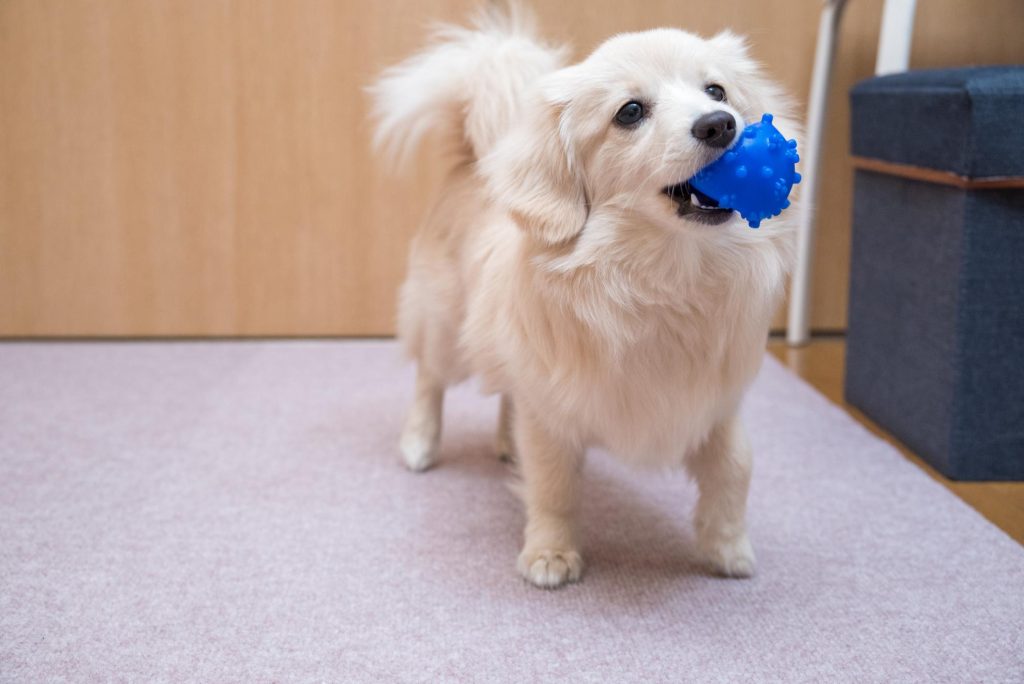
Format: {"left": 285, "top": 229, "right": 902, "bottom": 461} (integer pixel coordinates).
{"left": 463, "top": 218, "right": 790, "bottom": 467}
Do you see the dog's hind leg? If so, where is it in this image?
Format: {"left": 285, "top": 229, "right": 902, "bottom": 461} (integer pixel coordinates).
{"left": 686, "top": 414, "right": 757, "bottom": 578}
{"left": 496, "top": 394, "right": 515, "bottom": 463}
{"left": 400, "top": 366, "right": 445, "bottom": 472}
{"left": 394, "top": 165, "right": 479, "bottom": 471}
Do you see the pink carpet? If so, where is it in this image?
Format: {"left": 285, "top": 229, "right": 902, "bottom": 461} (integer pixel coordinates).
{"left": 1, "top": 340, "right": 1022, "bottom": 682}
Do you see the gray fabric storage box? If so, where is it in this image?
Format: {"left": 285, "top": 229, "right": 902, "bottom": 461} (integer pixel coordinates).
{"left": 845, "top": 67, "right": 1024, "bottom": 481}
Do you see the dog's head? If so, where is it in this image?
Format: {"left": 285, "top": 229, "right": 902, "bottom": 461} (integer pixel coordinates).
{"left": 481, "top": 29, "right": 795, "bottom": 245}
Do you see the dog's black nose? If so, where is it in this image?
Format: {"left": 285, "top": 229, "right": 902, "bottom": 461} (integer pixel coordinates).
{"left": 691, "top": 111, "right": 736, "bottom": 148}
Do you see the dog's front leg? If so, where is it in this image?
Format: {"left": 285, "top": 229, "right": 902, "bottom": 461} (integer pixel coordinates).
{"left": 514, "top": 407, "right": 584, "bottom": 588}
{"left": 686, "top": 414, "right": 757, "bottom": 578}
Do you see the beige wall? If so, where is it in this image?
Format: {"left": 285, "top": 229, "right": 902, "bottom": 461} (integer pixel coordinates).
{"left": 1, "top": 0, "right": 1022, "bottom": 336}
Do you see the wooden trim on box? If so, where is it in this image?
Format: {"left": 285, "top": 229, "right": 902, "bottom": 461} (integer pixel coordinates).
{"left": 851, "top": 156, "right": 1024, "bottom": 190}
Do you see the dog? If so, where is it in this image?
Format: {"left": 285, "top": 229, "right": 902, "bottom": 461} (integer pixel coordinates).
{"left": 370, "top": 4, "right": 798, "bottom": 588}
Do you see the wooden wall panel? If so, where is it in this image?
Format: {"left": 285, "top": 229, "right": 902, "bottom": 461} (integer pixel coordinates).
{"left": 1, "top": 0, "right": 1022, "bottom": 336}
{"left": 0, "top": 0, "right": 474, "bottom": 335}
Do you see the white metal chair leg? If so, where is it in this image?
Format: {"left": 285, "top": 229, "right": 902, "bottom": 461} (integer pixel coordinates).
{"left": 787, "top": 0, "right": 917, "bottom": 345}
{"left": 786, "top": 0, "right": 848, "bottom": 346}
{"left": 875, "top": 0, "right": 918, "bottom": 76}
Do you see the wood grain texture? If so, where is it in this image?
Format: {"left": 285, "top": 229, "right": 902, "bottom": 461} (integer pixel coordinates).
{"left": 2, "top": 0, "right": 1023, "bottom": 335}
{"left": 769, "top": 338, "right": 1024, "bottom": 546}
{"left": 0, "top": 0, "right": 474, "bottom": 335}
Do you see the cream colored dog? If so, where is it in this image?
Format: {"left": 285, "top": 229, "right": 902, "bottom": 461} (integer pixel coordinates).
{"left": 370, "top": 6, "right": 797, "bottom": 588}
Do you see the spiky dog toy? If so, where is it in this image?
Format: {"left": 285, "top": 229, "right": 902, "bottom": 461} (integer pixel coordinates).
{"left": 689, "top": 113, "right": 801, "bottom": 229}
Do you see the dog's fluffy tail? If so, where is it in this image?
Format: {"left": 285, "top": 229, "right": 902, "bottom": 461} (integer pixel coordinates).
{"left": 368, "top": 3, "right": 566, "bottom": 168}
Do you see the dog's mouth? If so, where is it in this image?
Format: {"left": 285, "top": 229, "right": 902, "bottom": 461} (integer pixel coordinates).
{"left": 663, "top": 181, "right": 734, "bottom": 225}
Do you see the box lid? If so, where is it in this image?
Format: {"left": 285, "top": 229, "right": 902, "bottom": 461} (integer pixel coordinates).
{"left": 850, "top": 67, "right": 1024, "bottom": 179}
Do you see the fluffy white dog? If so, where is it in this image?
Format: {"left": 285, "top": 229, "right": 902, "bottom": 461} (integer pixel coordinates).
{"left": 370, "top": 5, "right": 798, "bottom": 588}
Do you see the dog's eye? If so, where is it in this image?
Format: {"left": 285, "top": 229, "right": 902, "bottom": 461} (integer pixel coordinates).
{"left": 614, "top": 101, "right": 645, "bottom": 127}
{"left": 704, "top": 84, "right": 726, "bottom": 102}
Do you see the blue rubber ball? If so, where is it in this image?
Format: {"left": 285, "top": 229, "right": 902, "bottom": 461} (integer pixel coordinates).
{"left": 688, "top": 113, "right": 800, "bottom": 229}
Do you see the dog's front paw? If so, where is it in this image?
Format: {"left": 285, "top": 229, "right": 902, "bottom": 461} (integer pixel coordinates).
{"left": 700, "top": 533, "right": 756, "bottom": 578}
{"left": 517, "top": 547, "right": 583, "bottom": 588}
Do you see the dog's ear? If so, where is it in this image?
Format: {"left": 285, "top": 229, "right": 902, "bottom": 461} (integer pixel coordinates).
{"left": 710, "top": 30, "right": 753, "bottom": 62}
{"left": 479, "top": 72, "right": 588, "bottom": 245}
